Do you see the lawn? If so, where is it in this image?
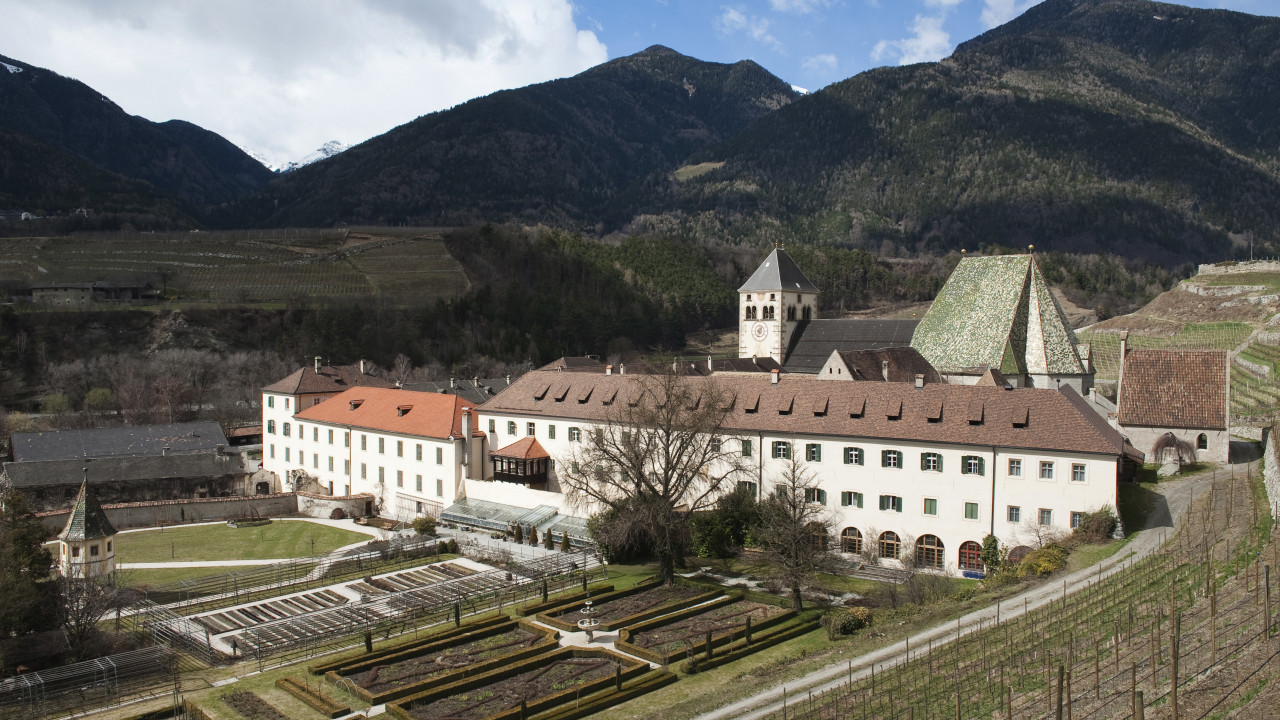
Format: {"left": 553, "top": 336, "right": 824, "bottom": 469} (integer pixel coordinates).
{"left": 118, "top": 564, "right": 297, "bottom": 587}
{"left": 116, "top": 520, "right": 369, "bottom": 563}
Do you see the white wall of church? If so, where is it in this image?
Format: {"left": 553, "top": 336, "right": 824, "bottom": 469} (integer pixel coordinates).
{"left": 738, "top": 289, "right": 817, "bottom": 362}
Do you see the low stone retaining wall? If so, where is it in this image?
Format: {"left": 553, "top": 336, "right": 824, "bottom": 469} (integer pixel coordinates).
{"left": 36, "top": 491, "right": 375, "bottom": 535}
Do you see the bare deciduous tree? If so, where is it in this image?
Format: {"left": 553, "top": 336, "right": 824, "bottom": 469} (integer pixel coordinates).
{"left": 58, "top": 575, "right": 129, "bottom": 662}
{"left": 754, "top": 453, "right": 837, "bottom": 610}
{"left": 560, "top": 369, "right": 749, "bottom": 584}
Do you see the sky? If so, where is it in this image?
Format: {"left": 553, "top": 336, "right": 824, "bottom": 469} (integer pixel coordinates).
{"left": 1, "top": 0, "right": 1275, "bottom": 168}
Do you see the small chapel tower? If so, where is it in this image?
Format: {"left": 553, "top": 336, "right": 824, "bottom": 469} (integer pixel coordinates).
{"left": 738, "top": 245, "right": 819, "bottom": 363}
{"left": 57, "top": 476, "right": 117, "bottom": 579}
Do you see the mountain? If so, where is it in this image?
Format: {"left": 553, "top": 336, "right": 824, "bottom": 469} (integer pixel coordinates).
{"left": 0, "top": 53, "right": 271, "bottom": 223}
{"left": 277, "top": 141, "right": 350, "bottom": 173}
{"left": 635, "top": 0, "right": 1280, "bottom": 264}
{"left": 221, "top": 46, "right": 800, "bottom": 228}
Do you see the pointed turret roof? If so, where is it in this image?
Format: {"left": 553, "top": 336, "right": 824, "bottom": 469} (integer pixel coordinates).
{"left": 738, "top": 247, "right": 819, "bottom": 294}
{"left": 58, "top": 479, "right": 116, "bottom": 542}
{"left": 911, "top": 254, "right": 1086, "bottom": 376}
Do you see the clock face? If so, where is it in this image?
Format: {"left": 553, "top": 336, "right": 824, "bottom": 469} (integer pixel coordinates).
{"left": 751, "top": 321, "right": 768, "bottom": 341}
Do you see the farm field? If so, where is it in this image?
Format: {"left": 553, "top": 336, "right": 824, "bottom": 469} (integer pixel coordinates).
{"left": 0, "top": 228, "right": 468, "bottom": 304}
{"left": 1078, "top": 321, "right": 1254, "bottom": 381}
{"left": 116, "top": 520, "right": 369, "bottom": 563}
{"left": 627, "top": 599, "right": 789, "bottom": 657}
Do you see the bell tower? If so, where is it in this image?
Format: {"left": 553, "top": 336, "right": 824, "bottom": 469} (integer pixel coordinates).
{"left": 738, "top": 245, "right": 819, "bottom": 363}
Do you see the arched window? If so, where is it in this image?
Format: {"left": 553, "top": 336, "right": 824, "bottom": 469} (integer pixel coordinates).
{"left": 1007, "top": 545, "right": 1032, "bottom": 565}
{"left": 745, "top": 306, "right": 757, "bottom": 320}
{"left": 787, "top": 306, "right": 796, "bottom": 321}
{"left": 879, "top": 531, "right": 901, "bottom": 560}
{"left": 841, "top": 527, "right": 863, "bottom": 554}
{"left": 802, "top": 306, "right": 812, "bottom": 320}
{"left": 958, "top": 541, "right": 984, "bottom": 571}
{"left": 915, "top": 534, "right": 945, "bottom": 569}
{"left": 1197, "top": 433, "right": 1208, "bottom": 450}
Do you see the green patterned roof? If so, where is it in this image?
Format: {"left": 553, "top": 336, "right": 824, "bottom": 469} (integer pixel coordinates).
{"left": 58, "top": 480, "right": 116, "bottom": 542}
{"left": 911, "top": 255, "right": 1085, "bottom": 376}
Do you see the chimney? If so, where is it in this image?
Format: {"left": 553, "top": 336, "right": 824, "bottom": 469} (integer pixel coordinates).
{"left": 314, "top": 356, "right": 321, "bottom": 374}
{"left": 359, "top": 359, "right": 366, "bottom": 374}
{"left": 1117, "top": 331, "right": 1130, "bottom": 408}
{"left": 707, "top": 355, "right": 714, "bottom": 371}
{"left": 771, "top": 369, "right": 780, "bottom": 385}
{"left": 450, "top": 377, "right": 456, "bottom": 389}
{"left": 914, "top": 374, "right": 925, "bottom": 389}
{"left": 162, "top": 445, "right": 170, "bottom": 456}
{"left": 505, "top": 374, "right": 511, "bottom": 386}
{"left": 606, "top": 364, "right": 613, "bottom": 376}
{"left": 881, "top": 360, "right": 890, "bottom": 382}
{"left": 619, "top": 363, "right": 626, "bottom": 375}
{"left": 460, "top": 408, "right": 472, "bottom": 467}
{"left": 752, "top": 356, "right": 758, "bottom": 366}
{"left": 473, "top": 376, "right": 479, "bottom": 387}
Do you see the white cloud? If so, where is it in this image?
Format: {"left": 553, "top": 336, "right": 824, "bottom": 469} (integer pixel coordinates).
{"left": 716, "top": 6, "right": 784, "bottom": 51}
{"left": 872, "top": 14, "right": 954, "bottom": 65}
{"left": 802, "top": 53, "right": 839, "bottom": 73}
{"left": 925, "top": 0, "right": 965, "bottom": 6}
{"left": 0, "top": 0, "right": 607, "bottom": 165}
{"left": 768, "top": 0, "right": 834, "bottom": 13}
{"left": 981, "top": 0, "right": 1045, "bottom": 28}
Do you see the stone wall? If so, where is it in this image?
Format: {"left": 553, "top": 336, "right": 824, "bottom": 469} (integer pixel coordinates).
{"left": 35, "top": 491, "right": 373, "bottom": 536}
{"left": 1197, "top": 260, "right": 1280, "bottom": 276}
{"left": 1119, "top": 425, "right": 1230, "bottom": 465}
{"left": 1264, "top": 428, "right": 1279, "bottom": 519}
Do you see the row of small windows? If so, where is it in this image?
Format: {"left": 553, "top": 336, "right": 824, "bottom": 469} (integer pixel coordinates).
{"left": 743, "top": 305, "right": 812, "bottom": 321}
{"left": 265, "top": 445, "right": 445, "bottom": 498}
{"left": 266, "top": 424, "right": 445, "bottom": 465}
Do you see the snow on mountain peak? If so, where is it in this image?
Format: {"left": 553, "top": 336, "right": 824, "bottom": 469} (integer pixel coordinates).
{"left": 236, "top": 140, "right": 349, "bottom": 173}
{"left": 2, "top": 61, "right": 24, "bottom": 74}
{"left": 790, "top": 84, "right": 809, "bottom": 95}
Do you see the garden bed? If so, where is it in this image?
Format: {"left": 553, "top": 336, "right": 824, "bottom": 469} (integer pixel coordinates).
{"left": 387, "top": 647, "right": 648, "bottom": 720}
{"left": 538, "top": 581, "right": 717, "bottom": 632}
{"left": 220, "top": 691, "right": 288, "bottom": 720}
{"left": 323, "top": 620, "right": 558, "bottom": 705}
{"left": 616, "top": 596, "right": 793, "bottom": 664}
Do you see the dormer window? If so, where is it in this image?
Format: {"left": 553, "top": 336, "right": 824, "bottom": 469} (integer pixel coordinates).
{"left": 397, "top": 405, "right": 412, "bottom": 417}
{"left": 349, "top": 400, "right": 364, "bottom": 410}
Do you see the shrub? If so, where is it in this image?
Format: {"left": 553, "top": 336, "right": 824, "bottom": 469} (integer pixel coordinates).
{"left": 1017, "top": 545, "right": 1068, "bottom": 578}
{"left": 561, "top": 531, "right": 572, "bottom": 552}
{"left": 528, "top": 527, "right": 539, "bottom": 546}
{"left": 826, "top": 607, "right": 871, "bottom": 637}
{"left": 1071, "top": 508, "right": 1118, "bottom": 544}
{"left": 980, "top": 534, "right": 1001, "bottom": 570}
{"left": 412, "top": 516, "right": 437, "bottom": 535}
{"left": 544, "top": 529, "right": 556, "bottom": 550}
{"left": 445, "top": 538, "right": 459, "bottom": 554}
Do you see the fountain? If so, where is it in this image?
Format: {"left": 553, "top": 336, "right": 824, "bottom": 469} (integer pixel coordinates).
{"left": 577, "top": 598, "right": 601, "bottom": 641}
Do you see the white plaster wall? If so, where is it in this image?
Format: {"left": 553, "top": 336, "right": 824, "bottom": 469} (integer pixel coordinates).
{"left": 1120, "top": 425, "right": 1229, "bottom": 465}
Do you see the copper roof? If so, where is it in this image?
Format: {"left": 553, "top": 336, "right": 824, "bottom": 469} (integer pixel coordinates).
{"left": 262, "top": 364, "right": 396, "bottom": 394}
{"left": 1117, "top": 350, "right": 1228, "bottom": 430}
{"left": 294, "top": 387, "right": 483, "bottom": 439}
{"left": 479, "top": 370, "right": 1135, "bottom": 458}
{"left": 491, "top": 437, "right": 550, "bottom": 460}
{"left": 59, "top": 480, "right": 116, "bottom": 541}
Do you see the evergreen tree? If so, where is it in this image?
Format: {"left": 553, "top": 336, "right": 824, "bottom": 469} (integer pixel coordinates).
{"left": 0, "top": 488, "right": 57, "bottom": 637}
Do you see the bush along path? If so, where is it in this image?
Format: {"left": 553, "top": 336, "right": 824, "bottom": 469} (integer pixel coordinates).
{"left": 704, "top": 461, "right": 1263, "bottom": 720}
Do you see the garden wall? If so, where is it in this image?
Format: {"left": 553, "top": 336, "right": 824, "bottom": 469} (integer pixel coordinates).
{"left": 36, "top": 491, "right": 374, "bottom": 535}
{"left": 1264, "top": 428, "right": 1279, "bottom": 517}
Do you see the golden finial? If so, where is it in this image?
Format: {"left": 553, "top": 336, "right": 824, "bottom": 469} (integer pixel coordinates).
{"left": 1028, "top": 244, "right": 1034, "bottom": 254}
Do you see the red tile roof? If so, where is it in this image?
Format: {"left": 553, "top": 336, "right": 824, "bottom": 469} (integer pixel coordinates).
{"left": 492, "top": 437, "right": 550, "bottom": 460}
{"left": 480, "top": 370, "right": 1135, "bottom": 458}
{"left": 294, "top": 387, "right": 483, "bottom": 439}
{"left": 1117, "top": 350, "right": 1228, "bottom": 430}
{"left": 262, "top": 364, "right": 395, "bottom": 395}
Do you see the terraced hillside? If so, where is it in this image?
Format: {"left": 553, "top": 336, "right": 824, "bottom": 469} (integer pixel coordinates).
{"left": 0, "top": 228, "right": 468, "bottom": 305}
{"left": 1078, "top": 260, "right": 1280, "bottom": 425}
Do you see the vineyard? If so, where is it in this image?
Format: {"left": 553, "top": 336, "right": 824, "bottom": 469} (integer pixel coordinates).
{"left": 0, "top": 228, "right": 468, "bottom": 304}
{"left": 759, "top": 464, "right": 1272, "bottom": 720}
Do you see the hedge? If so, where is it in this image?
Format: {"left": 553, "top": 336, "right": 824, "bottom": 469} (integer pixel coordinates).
{"left": 385, "top": 647, "right": 649, "bottom": 720}
{"left": 323, "top": 620, "right": 559, "bottom": 705}
{"left": 682, "top": 617, "right": 821, "bottom": 673}
{"left": 517, "top": 583, "right": 615, "bottom": 616}
{"left": 274, "top": 677, "right": 350, "bottom": 719}
{"left": 530, "top": 669, "right": 678, "bottom": 720}
{"left": 307, "top": 613, "right": 509, "bottom": 675}
{"left": 614, "top": 595, "right": 798, "bottom": 665}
